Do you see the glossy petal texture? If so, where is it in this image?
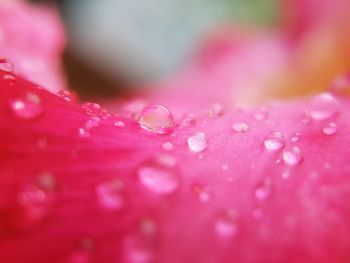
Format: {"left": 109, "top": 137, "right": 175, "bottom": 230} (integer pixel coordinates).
{"left": 0, "top": 1, "right": 66, "bottom": 92}
{"left": 2, "top": 71, "right": 350, "bottom": 263}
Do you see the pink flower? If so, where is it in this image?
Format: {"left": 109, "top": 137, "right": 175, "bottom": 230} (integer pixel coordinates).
{"left": 1, "top": 0, "right": 350, "bottom": 263}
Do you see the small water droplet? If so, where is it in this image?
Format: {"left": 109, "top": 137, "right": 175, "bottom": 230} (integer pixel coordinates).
{"left": 254, "top": 108, "right": 268, "bottom": 121}
{"left": 82, "top": 102, "right": 103, "bottom": 117}
{"left": 114, "top": 120, "right": 125, "bottom": 127}
{"left": 283, "top": 146, "right": 303, "bottom": 166}
{"left": 254, "top": 180, "right": 272, "bottom": 201}
{"left": 307, "top": 93, "right": 338, "bottom": 120}
{"left": 37, "top": 172, "right": 57, "bottom": 191}
{"left": 215, "top": 209, "right": 238, "bottom": 238}
{"left": 264, "top": 132, "right": 285, "bottom": 151}
{"left": 9, "top": 92, "right": 43, "bottom": 120}
{"left": 329, "top": 72, "right": 350, "bottom": 96}
{"left": 57, "top": 90, "right": 76, "bottom": 102}
{"left": 181, "top": 112, "right": 197, "bottom": 127}
{"left": 138, "top": 158, "right": 179, "bottom": 194}
{"left": 96, "top": 179, "right": 124, "bottom": 210}
{"left": 85, "top": 117, "right": 101, "bottom": 130}
{"left": 192, "top": 185, "right": 211, "bottom": 202}
{"left": 290, "top": 133, "right": 301, "bottom": 142}
{"left": 322, "top": 122, "right": 338, "bottom": 135}
{"left": 161, "top": 141, "right": 174, "bottom": 151}
{"left": 78, "top": 128, "right": 90, "bottom": 138}
{"left": 232, "top": 122, "right": 249, "bottom": 133}
{"left": 0, "top": 59, "right": 14, "bottom": 73}
{"left": 187, "top": 132, "right": 208, "bottom": 153}
{"left": 138, "top": 105, "right": 174, "bottom": 134}
{"left": 208, "top": 103, "right": 224, "bottom": 117}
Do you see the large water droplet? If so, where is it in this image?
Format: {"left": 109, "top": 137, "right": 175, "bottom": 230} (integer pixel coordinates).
{"left": 322, "top": 122, "right": 338, "bottom": 135}
{"left": 0, "top": 59, "right": 14, "bottom": 73}
{"left": 264, "top": 132, "right": 285, "bottom": 151}
{"left": 187, "top": 132, "right": 208, "bottom": 152}
{"left": 137, "top": 158, "right": 179, "bottom": 194}
{"left": 181, "top": 112, "right": 197, "bottom": 127}
{"left": 215, "top": 209, "right": 239, "bottom": 238}
{"left": 138, "top": 105, "right": 174, "bottom": 134}
{"left": 329, "top": 72, "right": 350, "bottom": 96}
{"left": 232, "top": 122, "right": 249, "bottom": 133}
{"left": 9, "top": 92, "right": 43, "bottom": 120}
{"left": 307, "top": 93, "right": 338, "bottom": 120}
{"left": 96, "top": 179, "right": 124, "bottom": 210}
{"left": 254, "top": 180, "right": 272, "bottom": 201}
{"left": 283, "top": 146, "right": 303, "bottom": 166}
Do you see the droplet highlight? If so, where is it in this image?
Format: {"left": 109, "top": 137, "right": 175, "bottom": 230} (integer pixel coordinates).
{"left": 232, "top": 122, "right": 249, "bottom": 133}
{"left": 283, "top": 146, "right": 303, "bottom": 166}
{"left": 264, "top": 132, "right": 285, "bottom": 151}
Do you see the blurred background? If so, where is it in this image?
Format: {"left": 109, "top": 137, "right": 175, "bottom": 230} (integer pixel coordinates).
{"left": 29, "top": 0, "right": 279, "bottom": 99}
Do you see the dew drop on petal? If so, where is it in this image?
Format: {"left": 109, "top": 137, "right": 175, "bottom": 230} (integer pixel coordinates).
{"left": 208, "top": 103, "right": 224, "bottom": 117}
{"left": 0, "top": 59, "right": 14, "bottom": 73}
{"left": 9, "top": 92, "right": 43, "bottom": 120}
{"left": 307, "top": 93, "right": 338, "bottom": 120}
{"left": 290, "top": 133, "right": 301, "bottom": 142}
{"left": 322, "top": 122, "right": 338, "bottom": 135}
{"left": 138, "top": 105, "right": 174, "bottom": 134}
{"left": 82, "top": 102, "right": 103, "bottom": 117}
{"left": 137, "top": 158, "right": 179, "bottom": 194}
{"left": 264, "top": 132, "right": 285, "bottom": 151}
{"left": 187, "top": 132, "right": 208, "bottom": 153}
{"left": 85, "top": 117, "right": 101, "bottom": 130}
{"left": 161, "top": 141, "right": 174, "bottom": 151}
{"left": 329, "top": 72, "right": 350, "bottom": 96}
{"left": 254, "top": 108, "right": 268, "bottom": 121}
{"left": 254, "top": 180, "right": 272, "bottom": 201}
{"left": 78, "top": 128, "right": 90, "bottom": 138}
{"left": 57, "top": 90, "right": 76, "bottom": 102}
{"left": 114, "top": 120, "right": 125, "bottom": 127}
{"left": 215, "top": 209, "right": 239, "bottom": 238}
{"left": 232, "top": 122, "right": 249, "bottom": 133}
{"left": 192, "top": 185, "right": 211, "bottom": 203}
{"left": 283, "top": 146, "right": 303, "bottom": 166}
{"left": 96, "top": 179, "right": 124, "bottom": 210}
{"left": 181, "top": 112, "right": 197, "bottom": 127}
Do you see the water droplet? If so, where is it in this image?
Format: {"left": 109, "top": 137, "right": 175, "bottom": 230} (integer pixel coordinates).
{"left": 221, "top": 163, "right": 229, "bottom": 171}
{"left": 2, "top": 74, "right": 16, "bottom": 85}
{"left": 9, "top": 92, "right": 43, "bottom": 120}
{"left": 161, "top": 141, "right": 174, "bottom": 151}
{"left": 254, "top": 108, "right": 268, "bottom": 121}
{"left": 181, "top": 112, "right": 197, "bottom": 127}
{"left": 192, "top": 185, "right": 211, "bottom": 202}
{"left": 215, "top": 209, "right": 238, "bottom": 238}
{"left": 329, "top": 72, "right": 350, "bottom": 96}
{"left": 16, "top": 180, "right": 56, "bottom": 225}
{"left": 138, "top": 105, "right": 174, "bottom": 134}
{"left": 187, "top": 132, "right": 208, "bottom": 153}
{"left": 85, "top": 117, "right": 101, "bottom": 130}
{"left": 322, "top": 122, "right": 338, "bottom": 135}
{"left": 232, "top": 122, "right": 249, "bottom": 133}
{"left": 0, "top": 59, "right": 14, "bottom": 73}
{"left": 82, "top": 102, "right": 103, "bottom": 117}
{"left": 290, "top": 133, "right": 301, "bottom": 142}
{"left": 283, "top": 146, "right": 303, "bottom": 166}
{"left": 57, "top": 90, "right": 76, "bottom": 102}
{"left": 307, "top": 93, "right": 338, "bottom": 120}
{"left": 208, "top": 103, "right": 224, "bottom": 117}
{"left": 254, "top": 180, "right": 272, "bottom": 201}
{"left": 114, "top": 120, "right": 125, "bottom": 127}
{"left": 96, "top": 179, "right": 124, "bottom": 210}
{"left": 137, "top": 158, "right": 179, "bottom": 194}
{"left": 78, "top": 128, "right": 90, "bottom": 138}
{"left": 264, "top": 132, "right": 285, "bottom": 151}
